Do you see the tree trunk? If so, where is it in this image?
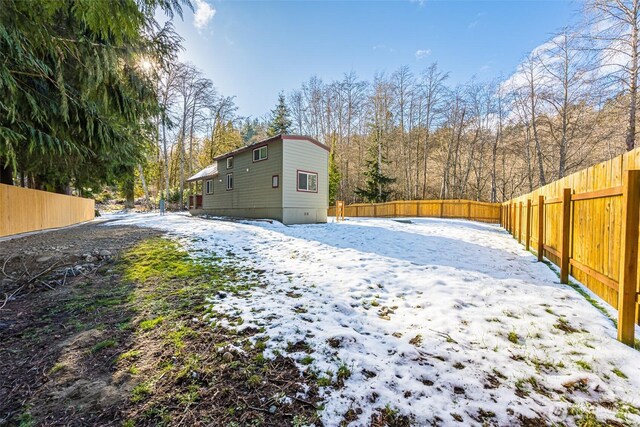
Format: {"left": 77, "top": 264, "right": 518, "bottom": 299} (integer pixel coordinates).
{"left": 627, "top": 9, "right": 639, "bottom": 152}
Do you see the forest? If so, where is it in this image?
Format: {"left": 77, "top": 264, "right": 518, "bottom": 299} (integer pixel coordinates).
{"left": 2, "top": 0, "right": 640, "bottom": 206}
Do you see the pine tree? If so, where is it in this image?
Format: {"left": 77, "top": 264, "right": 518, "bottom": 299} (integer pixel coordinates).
{"left": 355, "top": 143, "right": 395, "bottom": 203}
{"left": 328, "top": 150, "right": 341, "bottom": 205}
{"left": 267, "top": 93, "right": 292, "bottom": 136}
{"left": 0, "top": 0, "right": 186, "bottom": 193}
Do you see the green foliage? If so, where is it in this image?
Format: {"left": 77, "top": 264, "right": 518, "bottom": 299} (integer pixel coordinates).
{"left": 91, "top": 339, "right": 117, "bottom": 353}
{"left": 267, "top": 93, "right": 292, "bottom": 136}
{"left": 355, "top": 143, "right": 395, "bottom": 203}
{"left": 328, "top": 150, "right": 341, "bottom": 205}
{"left": 0, "top": 0, "right": 187, "bottom": 192}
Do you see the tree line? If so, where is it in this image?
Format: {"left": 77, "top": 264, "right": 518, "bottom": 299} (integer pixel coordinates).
{"left": 2, "top": 0, "right": 640, "bottom": 207}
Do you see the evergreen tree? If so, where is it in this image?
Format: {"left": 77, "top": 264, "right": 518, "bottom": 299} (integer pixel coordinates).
{"left": 0, "top": 0, "right": 187, "bottom": 193}
{"left": 355, "top": 144, "right": 395, "bottom": 203}
{"left": 267, "top": 93, "right": 292, "bottom": 136}
{"left": 328, "top": 150, "right": 341, "bottom": 205}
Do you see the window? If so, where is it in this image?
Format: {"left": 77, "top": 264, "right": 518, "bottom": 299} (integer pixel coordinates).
{"left": 253, "top": 146, "right": 268, "bottom": 162}
{"left": 297, "top": 171, "right": 318, "bottom": 192}
{"left": 205, "top": 179, "right": 214, "bottom": 194}
{"left": 226, "top": 157, "right": 234, "bottom": 169}
{"left": 226, "top": 173, "right": 233, "bottom": 190}
{"left": 272, "top": 175, "right": 279, "bottom": 188}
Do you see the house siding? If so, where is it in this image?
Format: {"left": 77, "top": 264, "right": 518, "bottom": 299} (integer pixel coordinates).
{"left": 282, "top": 138, "right": 329, "bottom": 224}
{"left": 194, "top": 136, "right": 328, "bottom": 225}
{"left": 200, "top": 139, "right": 283, "bottom": 219}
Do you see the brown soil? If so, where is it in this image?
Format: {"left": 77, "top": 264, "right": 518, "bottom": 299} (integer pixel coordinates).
{"left": 0, "top": 222, "right": 318, "bottom": 426}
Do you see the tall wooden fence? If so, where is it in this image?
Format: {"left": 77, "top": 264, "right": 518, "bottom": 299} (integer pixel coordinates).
{"left": 502, "top": 148, "right": 640, "bottom": 346}
{"left": 328, "top": 200, "right": 501, "bottom": 223}
{"left": 0, "top": 184, "right": 95, "bottom": 238}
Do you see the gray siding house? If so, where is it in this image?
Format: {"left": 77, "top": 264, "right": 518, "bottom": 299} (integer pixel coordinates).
{"left": 186, "top": 135, "right": 329, "bottom": 225}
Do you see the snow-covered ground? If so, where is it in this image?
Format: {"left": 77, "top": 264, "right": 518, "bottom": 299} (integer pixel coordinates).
{"left": 108, "top": 213, "right": 640, "bottom": 426}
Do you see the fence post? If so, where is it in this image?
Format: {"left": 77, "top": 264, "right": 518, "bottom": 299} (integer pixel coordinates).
{"left": 560, "top": 188, "right": 572, "bottom": 284}
{"left": 526, "top": 199, "right": 531, "bottom": 251}
{"left": 439, "top": 201, "right": 444, "bottom": 218}
{"left": 618, "top": 169, "right": 640, "bottom": 346}
{"left": 537, "top": 195, "right": 544, "bottom": 262}
{"left": 467, "top": 201, "right": 471, "bottom": 220}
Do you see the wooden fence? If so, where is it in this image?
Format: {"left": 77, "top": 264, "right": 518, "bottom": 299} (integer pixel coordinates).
{"left": 0, "top": 184, "right": 95, "bottom": 238}
{"left": 502, "top": 147, "right": 640, "bottom": 346}
{"left": 328, "top": 199, "right": 502, "bottom": 223}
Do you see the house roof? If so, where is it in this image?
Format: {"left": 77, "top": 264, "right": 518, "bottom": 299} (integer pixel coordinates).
{"left": 186, "top": 163, "right": 218, "bottom": 183}
{"left": 186, "top": 135, "right": 329, "bottom": 182}
{"left": 211, "top": 134, "right": 330, "bottom": 162}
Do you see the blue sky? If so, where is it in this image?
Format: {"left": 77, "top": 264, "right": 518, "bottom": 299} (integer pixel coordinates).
{"left": 171, "top": 0, "right": 580, "bottom": 118}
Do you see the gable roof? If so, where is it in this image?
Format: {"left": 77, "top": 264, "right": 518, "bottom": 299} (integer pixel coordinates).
{"left": 211, "top": 134, "right": 329, "bottom": 162}
{"left": 186, "top": 163, "right": 218, "bottom": 183}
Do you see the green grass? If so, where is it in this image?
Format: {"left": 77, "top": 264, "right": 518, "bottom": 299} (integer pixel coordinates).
{"left": 612, "top": 368, "right": 628, "bottom": 379}
{"left": 300, "top": 355, "right": 314, "bottom": 365}
{"left": 507, "top": 331, "right": 519, "bottom": 344}
{"left": 116, "top": 350, "right": 141, "bottom": 363}
{"left": 48, "top": 363, "right": 66, "bottom": 375}
{"left": 575, "top": 360, "right": 593, "bottom": 371}
{"left": 131, "top": 382, "right": 153, "bottom": 403}
{"left": 91, "top": 339, "right": 117, "bottom": 353}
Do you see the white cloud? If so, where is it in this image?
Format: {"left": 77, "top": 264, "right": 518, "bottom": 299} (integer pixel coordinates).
{"left": 415, "top": 49, "right": 431, "bottom": 60}
{"left": 194, "top": 0, "right": 216, "bottom": 30}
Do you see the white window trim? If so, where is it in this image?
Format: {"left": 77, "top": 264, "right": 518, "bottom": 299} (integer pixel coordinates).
{"left": 272, "top": 175, "right": 279, "bottom": 188}
{"left": 252, "top": 146, "right": 268, "bottom": 162}
{"left": 226, "top": 157, "right": 233, "bottom": 169}
{"left": 297, "top": 171, "right": 318, "bottom": 193}
{"left": 226, "top": 173, "right": 233, "bottom": 190}
{"left": 205, "top": 179, "right": 214, "bottom": 194}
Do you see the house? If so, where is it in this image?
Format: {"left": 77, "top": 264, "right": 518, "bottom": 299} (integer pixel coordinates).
{"left": 186, "top": 134, "right": 329, "bottom": 225}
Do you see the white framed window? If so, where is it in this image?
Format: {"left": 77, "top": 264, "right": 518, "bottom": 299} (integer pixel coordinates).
{"left": 226, "top": 173, "right": 233, "bottom": 190}
{"left": 272, "top": 175, "right": 279, "bottom": 188}
{"left": 205, "top": 179, "right": 214, "bottom": 194}
{"left": 253, "top": 146, "right": 268, "bottom": 162}
{"left": 297, "top": 171, "right": 318, "bottom": 193}
{"left": 226, "top": 157, "right": 233, "bottom": 169}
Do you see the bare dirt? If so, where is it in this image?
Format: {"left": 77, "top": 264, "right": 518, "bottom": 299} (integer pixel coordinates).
{"left": 0, "top": 221, "right": 319, "bottom": 426}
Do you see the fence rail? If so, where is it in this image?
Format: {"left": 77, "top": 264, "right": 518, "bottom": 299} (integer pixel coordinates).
{"left": 328, "top": 199, "right": 502, "bottom": 223}
{"left": 0, "top": 184, "right": 95, "bottom": 238}
{"left": 502, "top": 147, "right": 640, "bottom": 345}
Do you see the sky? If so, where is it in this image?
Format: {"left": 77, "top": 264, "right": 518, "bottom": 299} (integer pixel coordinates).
{"left": 168, "top": 0, "right": 581, "bottom": 118}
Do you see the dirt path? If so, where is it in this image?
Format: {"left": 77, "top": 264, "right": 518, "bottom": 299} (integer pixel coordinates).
{"left": 0, "top": 221, "right": 318, "bottom": 426}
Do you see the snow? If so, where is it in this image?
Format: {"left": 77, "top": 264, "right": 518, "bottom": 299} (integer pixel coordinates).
{"left": 107, "top": 213, "right": 640, "bottom": 425}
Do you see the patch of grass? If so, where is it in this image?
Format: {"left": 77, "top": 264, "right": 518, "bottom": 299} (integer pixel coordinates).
{"left": 575, "top": 360, "right": 593, "bottom": 371}
{"left": 568, "top": 404, "right": 602, "bottom": 427}
{"left": 139, "top": 316, "right": 165, "bottom": 331}
{"left": 612, "top": 368, "right": 627, "bottom": 379}
{"left": 300, "top": 355, "right": 314, "bottom": 365}
{"left": 554, "top": 317, "right": 579, "bottom": 333}
{"left": 167, "top": 325, "right": 197, "bottom": 349}
{"left": 131, "top": 382, "right": 153, "bottom": 403}
{"left": 337, "top": 363, "right": 351, "bottom": 382}
{"left": 317, "top": 376, "right": 332, "bottom": 387}
{"left": 116, "top": 350, "right": 141, "bottom": 363}
{"left": 48, "top": 363, "right": 66, "bottom": 376}
{"left": 91, "top": 339, "right": 117, "bottom": 353}
{"left": 507, "top": 331, "right": 519, "bottom": 344}
{"left": 246, "top": 374, "right": 262, "bottom": 388}
{"left": 16, "top": 408, "right": 34, "bottom": 427}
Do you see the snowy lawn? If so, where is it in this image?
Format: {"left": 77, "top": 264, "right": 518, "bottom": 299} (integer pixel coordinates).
{"left": 108, "top": 213, "right": 640, "bottom": 426}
